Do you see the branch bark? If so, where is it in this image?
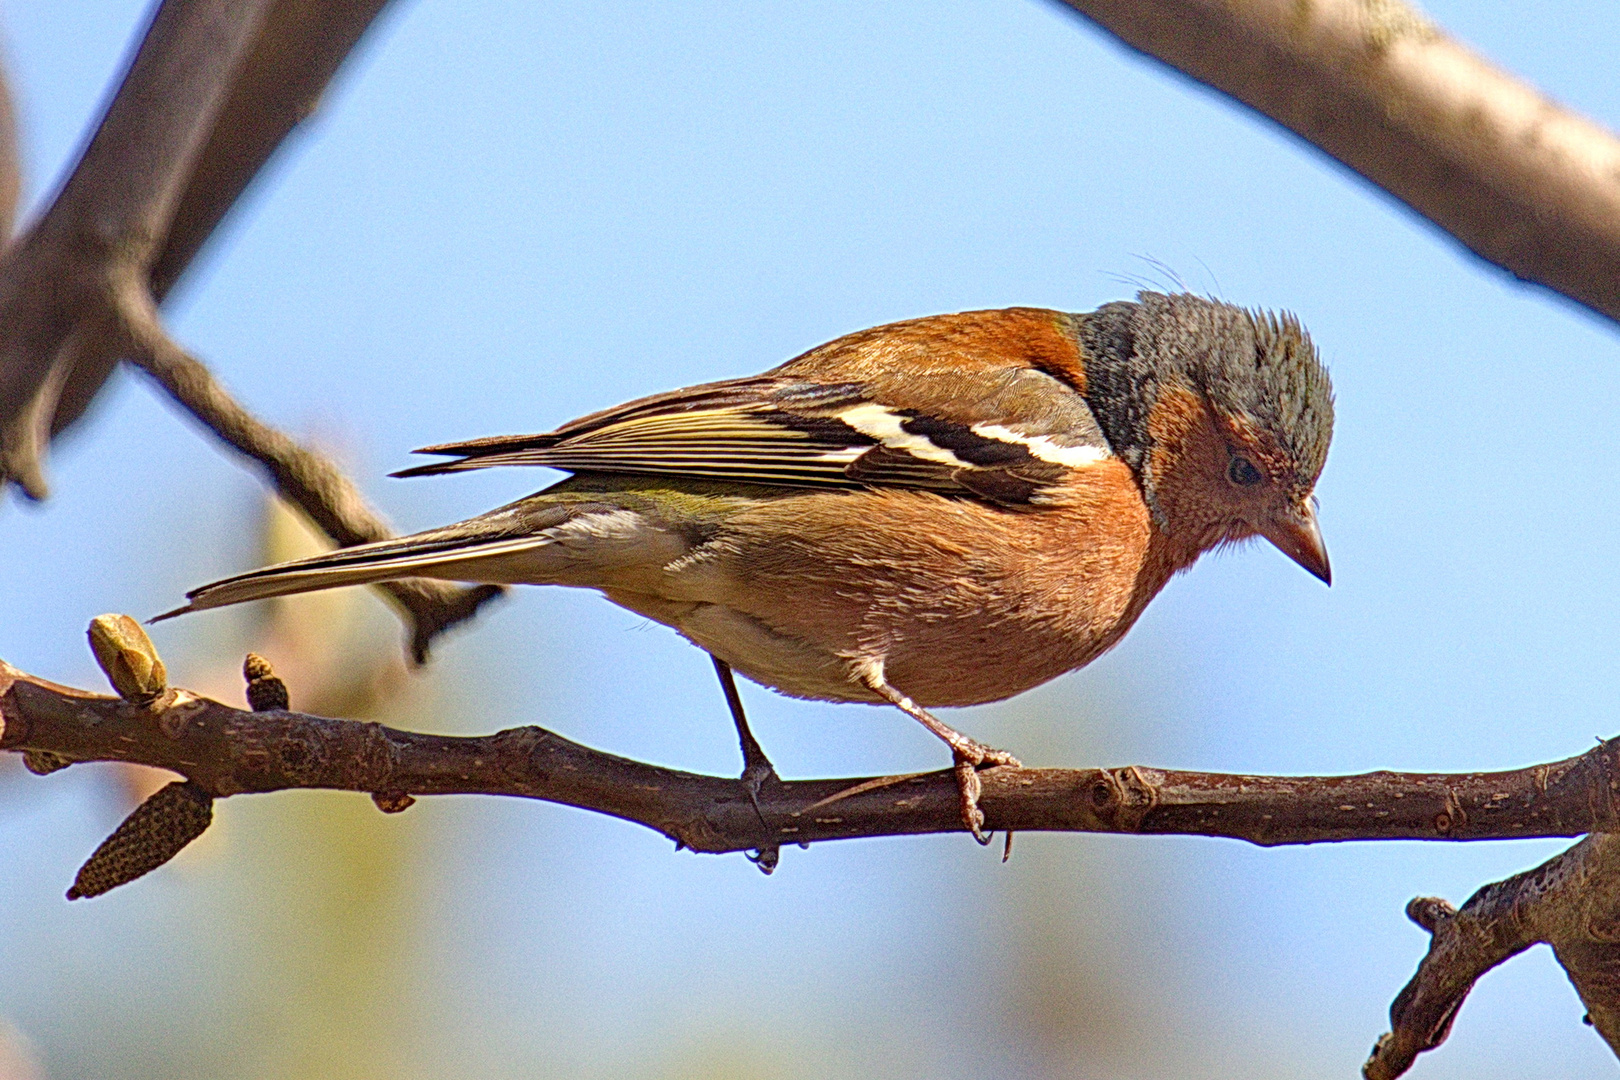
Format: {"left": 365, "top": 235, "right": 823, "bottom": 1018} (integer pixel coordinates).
{"left": 1366, "top": 833, "right": 1620, "bottom": 1077}
{"left": 0, "top": 0, "right": 498, "bottom": 659}
{"left": 1055, "top": 0, "right": 1620, "bottom": 327}
{"left": 11, "top": 622, "right": 1620, "bottom": 1064}
{"left": 4, "top": 638, "right": 1618, "bottom": 857}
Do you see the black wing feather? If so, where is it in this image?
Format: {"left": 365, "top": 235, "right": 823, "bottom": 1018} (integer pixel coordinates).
{"left": 394, "top": 372, "right": 1110, "bottom": 506}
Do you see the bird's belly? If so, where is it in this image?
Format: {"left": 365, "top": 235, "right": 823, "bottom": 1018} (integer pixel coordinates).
{"left": 598, "top": 485, "right": 1167, "bottom": 708}
{"left": 599, "top": 589, "right": 877, "bottom": 703}
{"left": 869, "top": 609, "right": 1125, "bottom": 706}
{"left": 600, "top": 587, "right": 1124, "bottom": 707}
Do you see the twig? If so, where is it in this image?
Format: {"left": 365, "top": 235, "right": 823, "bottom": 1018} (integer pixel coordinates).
{"left": 1366, "top": 833, "right": 1620, "bottom": 1077}
{"left": 114, "top": 285, "right": 502, "bottom": 662}
{"left": 1056, "top": 0, "right": 1620, "bottom": 326}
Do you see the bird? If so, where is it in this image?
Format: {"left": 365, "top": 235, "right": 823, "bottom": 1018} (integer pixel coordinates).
{"left": 157, "top": 291, "right": 1334, "bottom": 845}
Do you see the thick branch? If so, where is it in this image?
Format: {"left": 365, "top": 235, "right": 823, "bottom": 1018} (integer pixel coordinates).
{"left": 0, "top": 0, "right": 396, "bottom": 491}
{"left": 4, "top": 651, "right": 1617, "bottom": 855}
{"left": 1366, "top": 833, "right": 1620, "bottom": 1078}
{"left": 0, "top": 1, "right": 494, "bottom": 659}
{"left": 1, "top": 0, "right": 398, "bottom": 483}
{"left": 1057, "top": 0, "right": 1620, "bottom": 327}
{"left": 31, "top": 0, "right": 279, "bottom": 263}
{"left": 49, "top": 0, "right": 399, "bottom": 440}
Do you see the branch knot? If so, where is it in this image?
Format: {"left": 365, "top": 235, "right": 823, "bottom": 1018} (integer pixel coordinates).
{"left": 1087, "top": 765, "right": 1160, "bottom": 831}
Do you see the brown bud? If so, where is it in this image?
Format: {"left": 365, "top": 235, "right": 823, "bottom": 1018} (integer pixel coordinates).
{"left": 22, "top": 749, "right": 71, "bottom": 775}
{"left": 67, "top": 780, "right": 213, "bottom": 900}
{"left": 371, "top": 791, "right": 416, "bottom": 814}
{"left": 87, "top": 614, "right": 167, "bottom": 702}
{"left": 243, "top": 653, "right": 289, "bottom": 712}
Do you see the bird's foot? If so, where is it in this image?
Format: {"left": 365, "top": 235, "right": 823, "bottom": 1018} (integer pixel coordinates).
{"left": 949, "top": 739, "right": 1021, "bottom": 845}
{"left": 850, "top": 659, "right": 1019, "bottom": 848}
{"left": 741, "top": 757, "right": 780, "bottom": 819}
{"left": 739, "top": 757, "right": 781, "bottom": 874}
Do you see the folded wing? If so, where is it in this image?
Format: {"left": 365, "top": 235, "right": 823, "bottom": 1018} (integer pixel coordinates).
{"left": 395, "top": 370, "right": 1114, "bottom": 507}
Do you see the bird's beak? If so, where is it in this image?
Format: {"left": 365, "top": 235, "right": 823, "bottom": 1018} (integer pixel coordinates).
{"left": 1260, "top": 499, "right": 1331, "bottom": 585}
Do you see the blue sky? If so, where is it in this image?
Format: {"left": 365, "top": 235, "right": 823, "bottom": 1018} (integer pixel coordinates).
{"left": 3, "top": 2, "right": 1620, "bottom": 1077}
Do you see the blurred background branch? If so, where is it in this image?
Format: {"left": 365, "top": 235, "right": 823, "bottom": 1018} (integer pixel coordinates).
{"left": 0, "top": 0, "right": 498, "bottom": 660}
{"left": 1055, "top": 0, "right": 1620, "bottom": 326}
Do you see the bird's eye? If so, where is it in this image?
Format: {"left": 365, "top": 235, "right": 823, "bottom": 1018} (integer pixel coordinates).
{"left": 1227, "top": 455, "right": 1262, "bottom": 486}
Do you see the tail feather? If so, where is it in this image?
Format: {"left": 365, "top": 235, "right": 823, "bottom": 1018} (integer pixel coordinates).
{"left": 153, "top": 530, "right": 557, "bottom": 621}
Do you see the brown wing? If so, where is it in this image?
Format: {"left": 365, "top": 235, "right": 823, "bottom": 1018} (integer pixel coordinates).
{"left": 394, "top": 369, "right": 1113, "bottom": 507}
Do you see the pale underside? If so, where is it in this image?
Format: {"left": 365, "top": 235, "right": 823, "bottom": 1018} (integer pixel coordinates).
{"left": 343, "top": 477, "right": 1164, "bottom": 708}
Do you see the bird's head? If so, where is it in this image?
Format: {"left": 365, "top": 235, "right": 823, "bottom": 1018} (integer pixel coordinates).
{"left": 1079, "top": 291, "right": 1335, "bottom": 584}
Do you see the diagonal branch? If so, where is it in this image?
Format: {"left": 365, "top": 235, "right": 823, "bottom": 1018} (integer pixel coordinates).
{"left": 0, "top": 0, "right": 399, "bottom": 494}
{"left": 113, "top": 281, "right": 502, "bottom": 663}
{"left": 47, "top": 0, "right": 399, "bottom": 442}
{"left": 1055, "top": 0, "right": 1620, "bottom": 327}
{"left": 1366, "top": 833, "right": 1620, "bottom": 1078}
{"left": 0, "top": 0, "right": 279, "bottom": 499}
{"left": 0, "top": 0, "right": 496, "bottom": 659}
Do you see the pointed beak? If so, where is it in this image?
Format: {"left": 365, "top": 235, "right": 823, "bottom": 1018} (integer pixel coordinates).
{"left": 1261, "top": 499, "right": 1331, "bottom": 585}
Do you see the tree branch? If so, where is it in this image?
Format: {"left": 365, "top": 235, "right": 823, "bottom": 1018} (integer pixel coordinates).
{"left": 0, "top": 0, "right": 277, "bottom": 499}
{"left": 1055, "top": 0, "right": 1620, "bottom": 327}
{"left": 1, "top": 0, "right": 399, "bottom": 485}
{"left": 1366, "top": 832, "right": 1620, "bottom": 1077}
{"left": 48, "top": 0, "right": 399, "bottom": 442}
{"left": 4, "top": 625, "right": 1618, "bottom": 858}
{"left": 114, "top": 282, "right": 502, "bottom": 662}
{"left": 11, "top": 622, "right": 1620, "bottom": 1061}
{"left": 0, "top": 0, "right": 496, "bottom": 659}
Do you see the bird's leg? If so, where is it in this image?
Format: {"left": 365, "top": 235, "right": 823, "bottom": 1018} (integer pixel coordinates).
{"left": 713, "top": 656, "right": 778, "bottom": 801}
{"left": 855, "top": 661, "right": 1020, "bottom": 845}
{"left": 711, "top": 656, "right": 780, "bottom": 870}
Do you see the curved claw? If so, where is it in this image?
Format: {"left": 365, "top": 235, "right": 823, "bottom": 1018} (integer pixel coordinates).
{"left": 853, "top": 661, "right": 1018, "bottom": 846}
{"left": 954, "top": 754, "right": 994, "bottom": 845}
{"left": 741, "top": 759, "right": 778, "bottom": 826}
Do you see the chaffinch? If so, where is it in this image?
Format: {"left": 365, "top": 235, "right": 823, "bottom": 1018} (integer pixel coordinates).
{"left": 160, "top": 292, "right": 1333, "bottom": 843}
